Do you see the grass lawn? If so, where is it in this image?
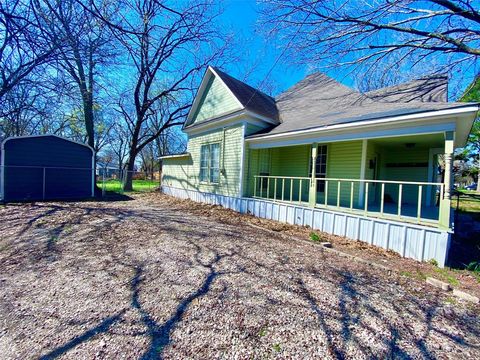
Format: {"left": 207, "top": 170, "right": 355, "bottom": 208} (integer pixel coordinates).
{"left": 98, "top": 179, "right": 159, "bottom": 193}
{"left": 455, "top": 190, "right": 480, "bottom": 220}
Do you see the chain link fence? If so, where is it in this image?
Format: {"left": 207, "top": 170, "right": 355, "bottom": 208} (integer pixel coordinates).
{"left": 0, "top": 165, "right": 94, "bottom": 202}
{"left": 99, "top": 168, "right": 161, "bottom": 195}
{"left": 0, "top": 165, "right": 161, "bottom": 202}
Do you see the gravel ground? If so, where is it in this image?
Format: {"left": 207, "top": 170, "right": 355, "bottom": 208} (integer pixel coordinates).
{"left": 0, "top": 193, "right": 479, "bottom": 359}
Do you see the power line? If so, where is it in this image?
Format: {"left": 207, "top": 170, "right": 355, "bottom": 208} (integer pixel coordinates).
{"left": 244, "top": 11, "right": 312, "bottom": 107}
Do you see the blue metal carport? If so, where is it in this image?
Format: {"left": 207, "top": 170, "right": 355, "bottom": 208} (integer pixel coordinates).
{"left": 1, "top": 135, "right": 94, "bottom": 201}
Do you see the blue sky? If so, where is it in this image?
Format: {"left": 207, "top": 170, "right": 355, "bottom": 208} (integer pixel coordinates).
{"left": 216, "top": 0, "right": 474, "bottom": 99}
{"left": 218, "top": 0, "right": 309, "bottom": 95}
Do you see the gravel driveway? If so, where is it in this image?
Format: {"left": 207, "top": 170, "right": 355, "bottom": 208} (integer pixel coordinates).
{"left": 0, "top": 193, "right": 479, "bottom": 359}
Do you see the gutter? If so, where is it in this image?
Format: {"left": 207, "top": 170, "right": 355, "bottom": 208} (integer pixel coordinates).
{"left": 159, "top": 153, "right": 191, "bottom": 160}
{"left": 245, "top": 104, "right": 479, "bottom": 142}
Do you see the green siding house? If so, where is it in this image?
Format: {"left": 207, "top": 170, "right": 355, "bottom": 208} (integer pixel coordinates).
{"left": 161, "top": 66, "right": 479, "bottom": 267}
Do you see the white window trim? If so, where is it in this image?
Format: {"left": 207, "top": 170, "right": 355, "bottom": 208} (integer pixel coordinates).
{"left": 200, "top": 142, "right": 221, "bottom": 184}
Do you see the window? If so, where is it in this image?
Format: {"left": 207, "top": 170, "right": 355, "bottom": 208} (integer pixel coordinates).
{"left": 309, "top": 145, "right": 328, "bottom": 192}
{"left": 200, "top": 143, "right": 220, "bottom": 183}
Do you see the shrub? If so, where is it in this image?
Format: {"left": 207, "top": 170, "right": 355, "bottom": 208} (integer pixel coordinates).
{"left": 309, "top": 232, "right": 320, "bottom": 242}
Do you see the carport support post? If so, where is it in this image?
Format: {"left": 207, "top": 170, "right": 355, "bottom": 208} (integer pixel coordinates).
{"left": 439, "top": 131, "right": 454, "bottom": 229}
{"left": 309, "top": 143, "right": 318, "bottom": 207}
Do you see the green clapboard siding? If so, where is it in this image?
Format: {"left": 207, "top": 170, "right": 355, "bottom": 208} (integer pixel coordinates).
{"left": 191, "top": 75, "right": 242, "bottom": 124}
{"left": 245, "top": 141, "right": 364, "bottom": 204}
{"left": 378, "top": 147, "right": 430, "bottom": 204}
{"left": 162, "top": 124, "right": 244, "bottom": 197}
{"left": 326, "top": 141, "right": 363, "bottom": 206}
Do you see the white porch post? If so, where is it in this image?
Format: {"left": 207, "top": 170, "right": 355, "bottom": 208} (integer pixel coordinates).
{"left": 358, "top": 139, "right": 368, "bottom": 207}
{"left": 439, "top": 131, "right": 454, "bottom": 229}
{"left": 443, "top": 131, "right": 454, "bottom": 200}
{"left": 309, "top": 143, "right": 318, "bottom": 207}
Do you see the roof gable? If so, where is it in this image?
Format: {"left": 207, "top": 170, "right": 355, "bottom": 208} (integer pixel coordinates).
{"left": 185, "top": 67, "right": 279, "bottom": 129}
{"left": 187, "top": 69, "right": 243, "bottom": 126}
{"left": 211, "top": 67, "right": 278, "bottom": 120}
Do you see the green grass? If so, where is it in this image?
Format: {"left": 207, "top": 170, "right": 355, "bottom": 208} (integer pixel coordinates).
{"left": 454, "top": 190, "right": 480, "bottom": 219}
{"left": 98, "top": 179, "right": 159, "bottom": 193}
{"left": 433, "top": 267, "right": 460, "bottom": 286}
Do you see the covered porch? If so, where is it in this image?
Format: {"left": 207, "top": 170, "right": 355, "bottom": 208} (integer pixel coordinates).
{"left": 244, "top": 132, "right": 454, "bottom": 228}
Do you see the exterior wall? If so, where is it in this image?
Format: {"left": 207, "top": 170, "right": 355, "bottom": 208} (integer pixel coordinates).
{"left": 242, "top": 123, "right": 272, "bottom": 196}
{"left": 326, "top": 141, "right": 363, "bottom": 206}
{"left": 191, "top": 75, "right": 242, "bottom": 124}
{"left": 245, "top": 141, "right": 364, "bottom": 204}
{"left": 162, "top": 185, "right": 452, "bottom": 268}
{"left": 379, "top": 147, "right": 430, "bottom": 205}
{"left": 162, "top": 124, "right": 244, "bottom": 197}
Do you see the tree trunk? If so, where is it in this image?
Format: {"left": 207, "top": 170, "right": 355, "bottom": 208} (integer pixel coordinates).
{"left": 124, "top": 139, "right": 138, "bottom": 191}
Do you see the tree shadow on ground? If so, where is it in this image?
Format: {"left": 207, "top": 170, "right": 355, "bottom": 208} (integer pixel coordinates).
{"left": 36, "top": 239, "right": 238, "bottom": 360}
{"left": 38, "top": 310, "right": 127, "bottom": 360}
{"left": 11, "top": 200, "right": 478, "bottom": 359}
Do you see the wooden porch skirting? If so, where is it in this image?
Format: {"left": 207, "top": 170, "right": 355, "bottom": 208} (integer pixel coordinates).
{"left": 161, "top": 185, "right": 452, "bottom": 268}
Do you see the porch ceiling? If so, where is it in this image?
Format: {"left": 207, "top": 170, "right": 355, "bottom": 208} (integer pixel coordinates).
{"left": 369, "top": 133, "right": 444, "bottom": 149}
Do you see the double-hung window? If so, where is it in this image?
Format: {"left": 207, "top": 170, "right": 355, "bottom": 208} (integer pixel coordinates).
{"left": 309, "top": 145, "right": 328, "bottom": 192}
{"left": 200, "top": 143, "right": 220, "bottom": 183}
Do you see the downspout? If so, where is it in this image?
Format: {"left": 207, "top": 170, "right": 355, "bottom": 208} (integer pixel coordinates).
{"left": 221, "top": 127, "right": 226, "bottom": 175}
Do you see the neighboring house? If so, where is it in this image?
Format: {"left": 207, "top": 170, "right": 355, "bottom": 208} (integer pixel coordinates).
{"left": 96, "top": 162, "right": 121, "bottom": 178}
{"left": 161, "top": 66, "right": 479, "bottom": 267}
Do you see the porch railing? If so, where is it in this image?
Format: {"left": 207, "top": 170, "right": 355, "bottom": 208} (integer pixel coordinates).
{"left": 253, "top": 175, "right": 445, "bottom": 225}
{"left": 253, "top": 175, "right": 311, "bottom": 204}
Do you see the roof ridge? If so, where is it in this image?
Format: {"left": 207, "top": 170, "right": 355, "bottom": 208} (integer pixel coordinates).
{"left": 276, "top": 71, "right": 359, "bottom": 101}
{"left": 210, "top": 66, "right": 275, "bottom": 104}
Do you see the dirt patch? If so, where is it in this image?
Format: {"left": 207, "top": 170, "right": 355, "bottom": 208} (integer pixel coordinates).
{"left": 0, "top": 193, "right": 479, "bottom": 359}
{"left": 158, "top": 193, "right": 480, "bottom": 299}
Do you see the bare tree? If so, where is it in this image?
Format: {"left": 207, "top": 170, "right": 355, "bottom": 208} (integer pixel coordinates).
{"left": 106, "top": 122, "right": 130, "bottom": 173}
{"left": 32, "top": 0, "right": 117, "bottom": 151}
{"left": 260, "top": 0, "right": 480, "bottom": 84}
{"left": 113, "top": 0, "right": 230, "bottom": 190}
{"left": 0, "top": 0, "right": 57, "bottom": 104}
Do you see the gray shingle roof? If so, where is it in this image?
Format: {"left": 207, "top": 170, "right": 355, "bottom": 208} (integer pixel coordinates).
{"left": 248, "top": 72, "right": 474, "bottom": 137}
{"left": 365, "top": 75, "right": 448, "bottom": 103}
{"left": 211, "top": 67, "right": 279, "bottom": 120}
{"left": 189, "top": 67, "right": 475, "bottom": 136}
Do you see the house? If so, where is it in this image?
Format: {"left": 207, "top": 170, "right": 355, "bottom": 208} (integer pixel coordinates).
{"left": 160, "top": 66, "right": 479, "bottom": 267}
{"left": 1, "top": 134, "right": 94, "bottom": 201}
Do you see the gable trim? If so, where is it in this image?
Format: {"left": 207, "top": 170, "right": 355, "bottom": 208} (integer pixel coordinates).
{"left": 185, "top": 66, "right": 244, "bottom": 127}
{"left": 184, "top": 110, "right": 275, "bottom": 136}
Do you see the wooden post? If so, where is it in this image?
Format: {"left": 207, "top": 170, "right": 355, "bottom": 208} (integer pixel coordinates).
{"left": 309, "top": 143, "right": 318, "bottom": 207}
{"left": 439, "top": 131, "right": 454, "bottom": 229}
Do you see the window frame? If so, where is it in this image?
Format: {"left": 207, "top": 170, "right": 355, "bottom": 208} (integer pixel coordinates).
{"left": 309, "top": 145, "right": 328, "bottom": 192}
{"left": 199, "top": 142, "right": 221, "bottom": 184}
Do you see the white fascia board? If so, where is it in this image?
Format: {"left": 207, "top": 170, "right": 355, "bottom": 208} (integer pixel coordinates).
{"left": 159, "top": 153, "right": 191, "bottom": 160}
{"left": 184, "top": 112, "right": 272, "bottom": 136}
{"left": 248, "top": 121, "right": 456, "bottom": 149}
{"left": 246, "top": 106, "right": 479, "bottom": 144}
{"left": 185, "top": 67, "right": 216, "bottom": 124}
{"left": 455, "top": 110, "right": 479, "bottom": 147}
